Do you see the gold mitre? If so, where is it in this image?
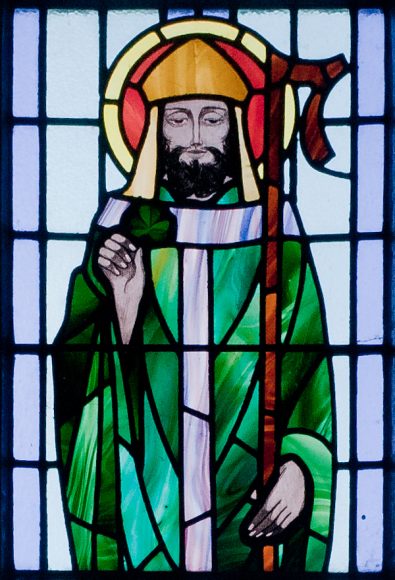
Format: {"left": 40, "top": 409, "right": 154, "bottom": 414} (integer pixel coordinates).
{"left": 142, "top": 39, "right": 248, "bottom": 102}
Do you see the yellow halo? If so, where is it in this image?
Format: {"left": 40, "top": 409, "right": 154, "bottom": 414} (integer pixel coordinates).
{"left": 103, "top": 18, "right": 270, "bottom": 175}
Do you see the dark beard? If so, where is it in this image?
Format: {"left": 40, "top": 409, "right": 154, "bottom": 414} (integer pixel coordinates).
{"left": 161, "top": 145, "right": 232, "bottom": 203}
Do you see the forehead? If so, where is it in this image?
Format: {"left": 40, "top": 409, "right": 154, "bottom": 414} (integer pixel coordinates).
{"left": 164, "top": 99, "right": 228, "bottom": 114}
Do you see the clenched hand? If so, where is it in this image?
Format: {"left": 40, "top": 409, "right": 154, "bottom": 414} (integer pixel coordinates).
{"left": 98, "top": 233, "right": 145, "bottom": 297}
{"left": 98, "top": 233, "right": 145, "bottom": 343}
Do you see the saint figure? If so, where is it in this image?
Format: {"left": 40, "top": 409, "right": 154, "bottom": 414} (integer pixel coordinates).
{"left": 53, "top": 18, "right": 347, "bottom": 572}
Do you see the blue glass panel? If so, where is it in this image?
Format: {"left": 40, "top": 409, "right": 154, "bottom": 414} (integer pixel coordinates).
{"left": 202, "top": 10, "right": 229, "bottom": 19}
{"left": 283, "top": 158, "right": 290, "bottom": 195}
{"left": 391, "top": 14, "right": 395, "bottom": 571}
{"left": 332, "top": 356, "right": 350, "bottom": 462}
{"left": 357, "top": 241, "right": 383, "bottom": 345}
{"left": 357, "top": 356, "right": 383, "bottom": 461}
{"left": 167, "top": 9, "right": 194, "bottom": 20}
{"left": 391, "top": 469, "right": 395, "bottom": 571}
{"left": 46, "top": 357, "right": 56, "bottom": 462}
{"left": 357, "top": 469, "right": 383, "bottom": 572}
{"left": 358, "top": 10, "right": 385, "bottom": 116}
{"left": 13, "top": 240, "right": 40, "bottom": 344}
{"left": 13, "top": 355, "right": 40, "bottom": 461}
{"left": 47, "top": 10, "right": 99, "bottom": 118}
{"left": 13, "top": 468, "right": 40, "bottom": 570}
{"left": 12, "top": 126, "right": 39, "bottom": 231}
{"left": 13, "top": 9, "right": 39, "bottom": 117}
{"left": 357, "top": 125, "right": 384, "bottom": 232}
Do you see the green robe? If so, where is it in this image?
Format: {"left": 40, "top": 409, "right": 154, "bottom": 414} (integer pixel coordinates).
{"left": 54, "top": 191, "right": 334, "bottom": 572}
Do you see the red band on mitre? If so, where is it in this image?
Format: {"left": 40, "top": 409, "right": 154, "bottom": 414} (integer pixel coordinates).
{"left": 215, "top": 40, "right": 265, "bottom": 89}
{"left": 121, "top": 44, "right": 173, "bottom": 152}
{"left": 130, "top": 43, "right": 174, "bottom": 84}
{"left": 122, "top": 87, "right": 146, "bottom": 151}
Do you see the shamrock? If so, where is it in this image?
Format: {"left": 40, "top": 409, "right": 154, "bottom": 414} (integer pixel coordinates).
{"left": 129, "top": 204, "right": 171, "bottom": 242}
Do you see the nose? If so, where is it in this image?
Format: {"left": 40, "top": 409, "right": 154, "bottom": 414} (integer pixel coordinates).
{"left": 190, "top": 116, "right": 202, "bottom": 146}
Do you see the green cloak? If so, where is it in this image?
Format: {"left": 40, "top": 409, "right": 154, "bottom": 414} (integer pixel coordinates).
{"left": 53, "top": 190, "right": 334, "bottom": 572}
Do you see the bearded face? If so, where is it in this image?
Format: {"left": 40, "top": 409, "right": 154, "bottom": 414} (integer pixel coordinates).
{"left": 160, "top": 99, "right": 235, "bottom": 202}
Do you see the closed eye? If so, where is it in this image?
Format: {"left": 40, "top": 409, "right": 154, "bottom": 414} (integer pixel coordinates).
{"left": 165, "top": 112, "right": 190, "bottom": 127}
{"left": 200, "top": 111, "right": 227, "bottom": 126}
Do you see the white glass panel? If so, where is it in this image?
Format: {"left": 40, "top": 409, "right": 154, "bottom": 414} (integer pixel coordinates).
{"left": 13, "top": 355, "right": 40, "bottom": 461}
{"left": 46, "top": 240, "right": 86, "bottom": 343}
{"left": 357, "top": 241, "right": 383, "bottom": 345}
{"left": 13, "top": 468, "right": 40, "bottom": 570}
{"left": 107, "top": 10, "right": 159, "bottom": 68}
{"left": 238, "top": 10, "right": 290, "bottom": 54}
{"left": 47, "top": 126, "right": 98, "bottom": 233}
{"left": 46, "top": 357, "right": 56, "bottom": 462}
{"left": 325, "top": 126, "right": 351, "bottom": 173}
{"left": 357, "top": 469, "right": 383, "bottom": 572}
{"left": 185, "top": 517, "right": 212, "bottom": 571}
{"left": 183, "top": 352, "right": 209, "bottom": 415}
{"left": 298, "top": 10, "right": 350, "bottom": 60}
{"left": 13, "top": 9, "right": 39, "bottom": 117}
{"left": 298, "top": 87, "right": 311, "bottom": 112}
{"left": 357, "top": 356, "right": 383, "bottom": 461}
{"left": 13, "top": 125, "right": 39, "bottom": 231}
{"left": 310, "top": 242, "right": 350, "bottom": 344}
{"left": 297, "top": 143, "right": 350, "bottom": 234}
{"left": 47, "top": 10, "right": 99, "bottom": 118}
{"left": 183, "top": 249, "right": 208, "bottom": 345}
{"left": 106, "top": 153, "right": 127, "bottom": 192}
{"left": 47, "top": 469, "right": 72, "bottom": 570}
{"left": 183, "top": 414, "right": 211, "bottom": 522}
{"left": 328, "top": 470, "right": 350, "bottom": 572}
{"left": 324, "top": 75, "right": 351, "bottom": 118}
{"left": 13, "top": 240, "right": 40, "bottom": 344}
{"left": 332, "top": 356, "right": 350, "bottom": 462}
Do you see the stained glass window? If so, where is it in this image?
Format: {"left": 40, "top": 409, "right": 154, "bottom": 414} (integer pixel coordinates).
{"left": 0, "top": 1, "right": 393, "bottom": 575}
